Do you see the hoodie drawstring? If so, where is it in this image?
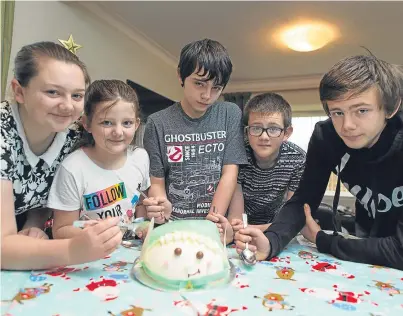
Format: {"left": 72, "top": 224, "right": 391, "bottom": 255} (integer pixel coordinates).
{"left": 332, "top": 165, "right": 381, "bottom": 238}
{"left": 332, "top": 169, "right": 342, "bottom": 236}
{"left": 369, "top": 176, "right": 380, "bottom": 237}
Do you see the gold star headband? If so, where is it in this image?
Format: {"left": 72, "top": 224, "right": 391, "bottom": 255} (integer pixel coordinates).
{"left": 58, "top": 34, "right": 82, "bottom": 55}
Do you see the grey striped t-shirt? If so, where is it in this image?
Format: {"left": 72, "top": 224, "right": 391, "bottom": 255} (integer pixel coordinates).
{"left": 238, "top": 141, "right": 306, "bottom": 225}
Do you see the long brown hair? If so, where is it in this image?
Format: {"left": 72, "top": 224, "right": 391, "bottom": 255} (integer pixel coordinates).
{"left": 14, "top": 41, "right": 90, "bottom": 88}
{"left": 74, "top": 79, "right": 140, "bottom": 150}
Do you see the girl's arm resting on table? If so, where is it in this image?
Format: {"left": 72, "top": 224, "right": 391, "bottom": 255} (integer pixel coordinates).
{"left": 1, "top": 180, "right": 123, "bottom": 270}
{"left": 1, "top": 180, "right": 71, "bottom": 270}
{"left": 52, "top": 209, "right": 82, "bottom": 239}
{"left": 2, "top": 235, "right": 72, "bottom": 270}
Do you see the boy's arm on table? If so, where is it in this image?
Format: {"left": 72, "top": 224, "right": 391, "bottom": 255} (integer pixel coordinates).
{"left": 206, "top": 213, "right": 235, "bottom": 245}
{"left": 145, "top": 177, "right": 172, "bottom": 223}
{"left": 210, "top": 164, "right": 239, "bottom": 216}
{"left": 215, "top": 104, "right": 247, "bottom": 216}
{"left": 227, "top": 183, "right": 244, "bottom": 221}
{"left": 268, "top": 160, "right": 303, "bottom": 234}
{"left": 207, "top": 166, "right": 239, "bottom": 244}
{"left": 135, "top": 192, "right": 148, "bottom": 218}
{"left": 148, "top": 177, "right": 168, "bottom": 199}
{"left": 316, "top": 212, "right": 403, "bottom": 270}
{"left": 264, "top": 130, "right": 333, "bottom": 258}
{"left": 208, "top": 180, "right": 242, "bottom": 244}
{"left": 250, "top": 223, "right": 272, "bottom": 232}
{"left": 271, "top": 157, "right": 304, "bottom": 234}
{"left": 287, "top": 157, "right": 306, "bottom": 197}
{"left": 143, "top": 118, "right": 165, "bottom": 186}
{"left": 142, "top": 119, "right": 172, "bottom": 221}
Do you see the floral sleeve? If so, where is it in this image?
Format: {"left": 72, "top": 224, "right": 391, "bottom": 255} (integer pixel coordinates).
{"left": 1, "top": 104, "right": 15, "bottom": 181}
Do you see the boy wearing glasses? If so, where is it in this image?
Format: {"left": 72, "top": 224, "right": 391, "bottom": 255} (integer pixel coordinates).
{"left": 229, "top": 93, "right": 306, "bottom": 231}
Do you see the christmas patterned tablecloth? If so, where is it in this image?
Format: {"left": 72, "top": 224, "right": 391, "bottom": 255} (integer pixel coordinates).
{"left": 1, "top": 240, "right": 403, "bottom": 316}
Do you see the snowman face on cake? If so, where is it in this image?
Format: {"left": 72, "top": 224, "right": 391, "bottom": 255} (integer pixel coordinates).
{"left": 142, "top": 231, "right": 227, "bottom": 281}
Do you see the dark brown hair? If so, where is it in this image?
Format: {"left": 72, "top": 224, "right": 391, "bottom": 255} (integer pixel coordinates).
{"left": 76, "top": 79, "right": 140, "bottom": 149}
{"left": 14, "top": 41, "right": 90, "bottom": 87}
{"left": 178, "top": 38, "right": 233, "bottom": 88}
{"left": 243, "top": 92, "right": 292, "bottom": 128}
{"left": 320, "top": 55, "right": 403, "bottom": 116}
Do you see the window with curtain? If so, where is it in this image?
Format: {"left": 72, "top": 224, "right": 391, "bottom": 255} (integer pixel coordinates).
{"left": 288, "top": 115, "right": 351, "bottom": 194}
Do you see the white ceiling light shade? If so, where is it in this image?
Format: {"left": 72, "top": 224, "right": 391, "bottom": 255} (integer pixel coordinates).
{"left": 274, "top": 21, "right": 339, "bottom": 52}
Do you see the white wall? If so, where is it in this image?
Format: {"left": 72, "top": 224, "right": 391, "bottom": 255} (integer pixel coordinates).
{"left": 7, "top": 1, "right": 182, "bottom": 101}
{"left": 248, "top": 89, "right": 324, "bottom": 116}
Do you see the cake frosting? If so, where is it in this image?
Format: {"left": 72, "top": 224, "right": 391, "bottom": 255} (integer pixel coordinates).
{"left": 139, "top": 220, "right": 230, "bottom": 290}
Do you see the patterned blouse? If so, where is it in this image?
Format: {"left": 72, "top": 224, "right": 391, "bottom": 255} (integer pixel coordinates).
{"left": 0, "top": 101, "right": 81, "bottom": 215}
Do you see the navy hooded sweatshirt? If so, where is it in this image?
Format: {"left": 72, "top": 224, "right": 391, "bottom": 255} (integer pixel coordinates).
{"left": 265, "top": 112, "right": 403, "bottom": 270}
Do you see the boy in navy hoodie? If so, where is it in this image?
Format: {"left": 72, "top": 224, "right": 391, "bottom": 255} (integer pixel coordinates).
{"left": 234, "top": 55, "right": 403, "bottom": 270}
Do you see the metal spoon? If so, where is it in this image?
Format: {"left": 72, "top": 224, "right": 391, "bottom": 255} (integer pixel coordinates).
{"left": 239, "top": 214, "right": 256, "bottom": 266}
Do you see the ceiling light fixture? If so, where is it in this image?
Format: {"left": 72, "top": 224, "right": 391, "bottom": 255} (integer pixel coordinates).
{"left": 274, "top": 21, "right": 339, "bottom": 52}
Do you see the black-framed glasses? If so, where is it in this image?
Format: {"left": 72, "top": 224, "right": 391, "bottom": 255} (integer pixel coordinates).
{"left": 245, "top": 126, "right": 284, "bottom": 138}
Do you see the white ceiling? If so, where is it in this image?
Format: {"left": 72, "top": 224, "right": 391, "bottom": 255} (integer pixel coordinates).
{"left": 85, "top": 1, "right": 403, "bottom": 91}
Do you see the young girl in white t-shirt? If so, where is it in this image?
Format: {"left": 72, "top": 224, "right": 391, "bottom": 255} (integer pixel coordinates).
{"left": 49, "top": 80, "right": 150, "bottom": 239}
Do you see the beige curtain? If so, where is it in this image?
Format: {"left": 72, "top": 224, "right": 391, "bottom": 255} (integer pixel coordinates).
{"left": 1, "top": 0, "right": 15, "bottom": 100}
